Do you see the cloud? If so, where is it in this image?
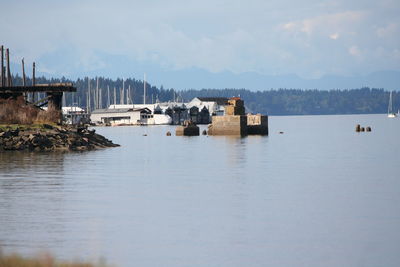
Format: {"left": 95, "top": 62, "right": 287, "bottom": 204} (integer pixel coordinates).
{"left": 329, "top": 33, "right": 340, "bottom": 40}
{"left": 0, "top": 0, "right": 399, "bottom": 79}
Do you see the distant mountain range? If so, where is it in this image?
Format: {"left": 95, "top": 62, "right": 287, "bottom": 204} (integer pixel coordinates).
{"left": 142, "top": 69, "right": 400, "bottom": 91}
{"left": 9, "top": 58, "right": 400, "bottom": 91}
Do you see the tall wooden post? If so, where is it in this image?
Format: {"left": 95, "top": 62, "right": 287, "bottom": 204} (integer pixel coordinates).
{"left": 6, "top": 48, "right": 11, "bottom": 87}
{"left": 0, "top": 45, "right": 3, "bottom": 87}
{"left": 32, "top": 62, "right": 36, "bottom": 102}
{"left": 22, "top": 58, "right": 26, "bottom": 86}
{"left": 32, "top": 62, "right": 36, "bottom": 86}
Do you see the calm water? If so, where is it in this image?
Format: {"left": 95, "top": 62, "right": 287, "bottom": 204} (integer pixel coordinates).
{"left": 1, "top": 114, "right": 399, "bottom": 267}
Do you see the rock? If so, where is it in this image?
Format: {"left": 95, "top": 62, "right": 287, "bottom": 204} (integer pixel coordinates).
{"left": 43, "top": 124, "right": 54, "bottom": 129}
{"left": 0, "top": 124, "right": 119, "bottom": 152}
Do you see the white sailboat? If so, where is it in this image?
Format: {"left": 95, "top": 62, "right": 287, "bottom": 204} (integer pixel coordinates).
{"left": 388, "top": 91, "right": 397, "bottom": 118}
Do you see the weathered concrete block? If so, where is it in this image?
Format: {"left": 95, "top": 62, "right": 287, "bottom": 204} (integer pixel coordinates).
{"left": 227, "top": 98, "right": 244, "bottom": 107}
{"left": 176, "top": 125, "right": 200, "bottom": 136}
{"left": 247, "top": 114, "right": 268, "bottom": 135}
{"left": 225, "top": 105, "right": 245, "bottom": 115}
{"left": 208, "top": 115, "right": 247, "bottom": 136}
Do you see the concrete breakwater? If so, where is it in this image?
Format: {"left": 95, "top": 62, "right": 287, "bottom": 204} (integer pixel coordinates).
{"left": 0, "top": 124, "right": 119, "bottom": 151}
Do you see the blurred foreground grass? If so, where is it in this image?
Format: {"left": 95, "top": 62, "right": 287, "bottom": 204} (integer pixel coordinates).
{"left": 0, "top": 251, "right": 111, "bottom": 267}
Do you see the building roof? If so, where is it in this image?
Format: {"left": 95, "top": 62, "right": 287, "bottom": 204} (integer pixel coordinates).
{"left": 92, "top": 107, "right": 151, "bottom": 114}
{"left": 196, "top": 97, "right": 229, "bottom": 105}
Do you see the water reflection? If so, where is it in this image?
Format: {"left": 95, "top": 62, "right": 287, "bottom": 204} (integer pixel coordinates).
{"left": 0, "top": 152, "right": 68, "bottom": 253}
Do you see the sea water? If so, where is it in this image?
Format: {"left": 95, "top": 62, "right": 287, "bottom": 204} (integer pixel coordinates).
{"left": 1, "top": 114, "right": 399, "bottom": 267}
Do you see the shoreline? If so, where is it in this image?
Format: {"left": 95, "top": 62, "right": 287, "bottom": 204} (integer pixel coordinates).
{"left": 0, "top": 124, "right": 119, "bottom": 152}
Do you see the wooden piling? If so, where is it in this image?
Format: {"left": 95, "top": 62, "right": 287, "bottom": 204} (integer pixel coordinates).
{"left": 47, "top": 92, "right": 63, "bottom": 124}
{"left": 355, "top": 124, "right": 361, "bottom": 132}
{"left": 32, "top": 62, "right": 36, "bottom": 102}
{"left": 6, "top": 48, "right": 11, "bottom": 87}
{"left": 32, "top": 62, "right": 36, "bottom": 86}
{"left": 22, "top": 58, "right": 26, "bottom": 86}
{"left": 0, "top": 45, "right": 4, "bottom": 87}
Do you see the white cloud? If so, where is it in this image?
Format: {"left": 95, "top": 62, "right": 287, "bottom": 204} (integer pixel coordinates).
{"left": 0, "top": 0, "right": 399, "bottom": 79}
{"left": 329, "top": 33, "right": 340, "bottom": 40}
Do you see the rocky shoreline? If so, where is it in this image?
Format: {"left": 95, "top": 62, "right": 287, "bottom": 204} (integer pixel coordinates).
{"left": 0, "top": 124, "right": 119, "bottom": 152}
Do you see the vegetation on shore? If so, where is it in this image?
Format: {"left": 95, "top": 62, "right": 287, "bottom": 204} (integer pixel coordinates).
{"left": 0, "top": 97, "right": 119, "bottom": 152}
{"left": 0, "top": 96, "right": 60, "bottom": 125}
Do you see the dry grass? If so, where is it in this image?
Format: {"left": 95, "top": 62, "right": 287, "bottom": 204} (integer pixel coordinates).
{"left": 0, "top": 96, "right": 60, "bottom": 124}
{"left": 0, "top": 252, "right": 104, "bottom": 267}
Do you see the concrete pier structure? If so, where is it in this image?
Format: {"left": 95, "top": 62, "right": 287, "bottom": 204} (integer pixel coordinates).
{"left": 207, "top": 97, "right": 268, "bottom": 136}
{"left": 208, "top": 115, "right": 247, "bottom": 136}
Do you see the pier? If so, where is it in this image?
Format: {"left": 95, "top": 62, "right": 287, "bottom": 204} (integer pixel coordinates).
{"left": 0, "top": 45, "right": 77, "bottom": 123}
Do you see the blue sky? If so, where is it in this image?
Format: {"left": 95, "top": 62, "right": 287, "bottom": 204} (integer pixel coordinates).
{"left": 1, "top": 0, "right": 399, "bottom": 89}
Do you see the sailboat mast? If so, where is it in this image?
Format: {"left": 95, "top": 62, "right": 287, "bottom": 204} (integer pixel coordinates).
{"left": 114, "top": 87, "right": 116, "bottom": 106}
{"left": 144, "top": 73, "right": 146, "bottom": 105}
{"left": 107, "top": 85, "right": 110, "bottom": 108}
{"left": 122, "top": 78, "right": 125, "bottom": 105}
{"left": 388, "top": 91, "right": 393, "bottom": 114}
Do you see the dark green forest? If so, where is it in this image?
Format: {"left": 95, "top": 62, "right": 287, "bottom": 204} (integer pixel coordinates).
{"left": 11, "top": 75, "right": 399, "bottom": 116}
{"left": 181, "top": 88, "right": 399, "bottom": 115}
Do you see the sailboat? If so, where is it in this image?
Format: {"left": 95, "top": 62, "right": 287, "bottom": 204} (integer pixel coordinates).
{"left": 388, "top": 91, "right": 397, "bottom": 118}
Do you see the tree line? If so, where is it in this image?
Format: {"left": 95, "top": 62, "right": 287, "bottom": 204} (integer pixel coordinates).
{"left": 10, "top": 75, "right": 399, "bottom": 115}
{"left": 181, "top": 88, "right": 399, "bottom": 115}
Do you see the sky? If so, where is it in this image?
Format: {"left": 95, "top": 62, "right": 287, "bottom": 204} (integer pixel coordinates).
{"left": 1, "top": 0, "right": 399, "bottom": 88}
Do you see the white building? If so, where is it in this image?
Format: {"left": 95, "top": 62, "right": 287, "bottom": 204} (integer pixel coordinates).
{"left": 90, "top": 106, "right": 172, "bottom": 126}
{"left": 90, "top": 107, "right": 151, "bottom": 125}
{"left": 186, "top": 97, "right": 228, "bottom": 116}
